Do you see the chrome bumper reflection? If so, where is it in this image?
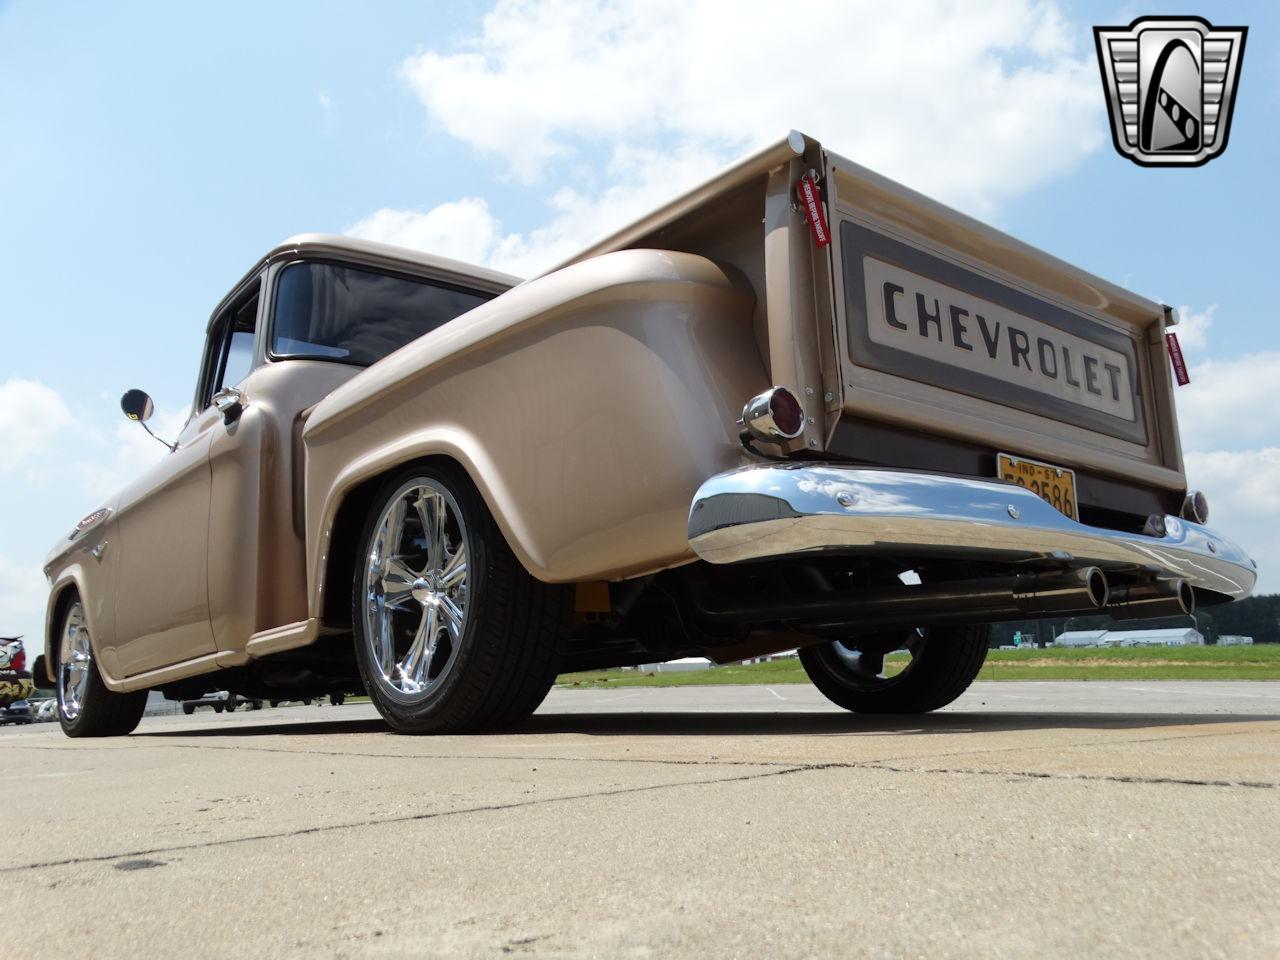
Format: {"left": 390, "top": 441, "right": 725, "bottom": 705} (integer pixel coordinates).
{"left": 687, "top": 464, "right": 1256, "bottom": 599}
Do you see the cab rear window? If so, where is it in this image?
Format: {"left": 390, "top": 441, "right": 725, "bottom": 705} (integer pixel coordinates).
{"left": 272, "top": 261, "right": 492, "bottom": 367}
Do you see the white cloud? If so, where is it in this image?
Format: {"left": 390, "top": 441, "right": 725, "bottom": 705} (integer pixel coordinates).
{"left": 1185, "top": 449, "right": 1279, "bottom": 593}
{"left": 347, "top": 144, "right": 725, "bottom": 275}
{"left": 1174, "top": 351, "right": 1280, "bottom": 454}
{"left": 0, "top": 554, "right": 46, "bottom": 646}
{"left": 362, "top": 0, "right": 1102, "bottom": 275}
{"left": 318, "top": 90, "right": 337, "bottom": 135}
{"left": 349, "top": 198, "right": 502, "bottom": 267}
{"left": 1173, "top": 304, "right": 1216, "bottom": 353}
{"left": 0, "top": 379, "right": 74, "bottom": 467}
{"left": 401, "top": 0, "right": 1102, "bottom": 214}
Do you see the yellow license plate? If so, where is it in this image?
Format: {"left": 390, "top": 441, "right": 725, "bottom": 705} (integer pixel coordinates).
{"left": 997, "top": 453, "right": 1078, "bottom": 520}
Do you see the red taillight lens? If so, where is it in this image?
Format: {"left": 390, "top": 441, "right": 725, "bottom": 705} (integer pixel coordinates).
{"left": 11, "top": 650, "right": 25, "bottom": 672}
{"left": 1182, "top": 490, "right": 1209, "bottom": 524}
{"left": 769, "top": 389, "right": 803, "bottom": 438}
{"left": 741, "top": 387, "right": 806, "bottom": 442}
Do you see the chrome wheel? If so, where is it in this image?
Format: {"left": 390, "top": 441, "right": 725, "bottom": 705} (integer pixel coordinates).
{"left": 362, "top": 478, "right": 470, "bottom": 704}
{"left": 58, "top": 602, "right": 92, "bottom": 721}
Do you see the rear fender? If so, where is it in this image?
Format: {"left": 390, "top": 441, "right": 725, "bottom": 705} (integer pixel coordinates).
{"left": 303, "top": 249, "right": 768, "bottom": 619}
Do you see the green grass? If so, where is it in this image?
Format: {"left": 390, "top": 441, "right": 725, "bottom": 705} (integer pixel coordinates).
{"left": 556, "top": 643, "right": 1280, "bottom": 687}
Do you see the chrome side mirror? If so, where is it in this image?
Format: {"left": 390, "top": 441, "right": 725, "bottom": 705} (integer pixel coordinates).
{"left": 120, "top": 388, "right": 175, "bottom": 452}
{"left": 120, "top": 388, "right": 154, "bottom": 423}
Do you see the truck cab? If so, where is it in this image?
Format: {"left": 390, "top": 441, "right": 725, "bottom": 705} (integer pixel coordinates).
{"left": 41, "top": 237, "right": 514, "bottom": 732}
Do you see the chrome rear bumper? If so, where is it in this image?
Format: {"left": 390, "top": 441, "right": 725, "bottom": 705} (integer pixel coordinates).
{"left": 687, "top": 464, "right": 1256, "bottom": 599}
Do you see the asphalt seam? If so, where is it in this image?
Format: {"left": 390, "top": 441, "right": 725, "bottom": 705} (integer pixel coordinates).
{"left": 7, "top": 741, "right": 1275, "bottom": 875}
{"left": 11, "top": 721, "right": 1271, "bottom": 773}
{"left": 6, "top": 740, "right": 791, "bottom": 768}
{"left": 2, "top": 763, "right": 817, "bottom": 874}
{"left": 16, "top": 737, "right": 1277, "bottom": 791}
{"left": 856, "top": 762, "right": 1279, "bottom": 791}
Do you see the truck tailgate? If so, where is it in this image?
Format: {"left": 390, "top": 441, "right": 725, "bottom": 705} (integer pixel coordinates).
{"left": 822, "top": 152, "right": 1185, "bottom": 498}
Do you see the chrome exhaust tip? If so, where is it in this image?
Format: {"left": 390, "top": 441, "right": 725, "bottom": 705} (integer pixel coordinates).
{"left": 1107, "top": 578, "right": 1195, "bottom": 621}
{"left": 1084, "top": 567, "right": 1110, "bottom": 609}
{"left": 1014, "top": 566, "right": 1109, "bottom": 614}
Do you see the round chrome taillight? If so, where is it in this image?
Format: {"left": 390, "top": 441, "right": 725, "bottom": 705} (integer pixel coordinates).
{"left": 741, "top": 387, "right": 805, "bottom": 442}
{"left": 1181, "top": 489, "right": 1209, "bottom": 524}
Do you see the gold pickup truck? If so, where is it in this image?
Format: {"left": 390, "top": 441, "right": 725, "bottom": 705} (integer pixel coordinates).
{"left": 36, "top": 131, "right": 1254, "bottom": 736}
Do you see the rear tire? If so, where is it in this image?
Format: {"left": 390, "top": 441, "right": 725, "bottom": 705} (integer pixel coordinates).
{"left": 56, "top": 599, "right": 147, "bottom": 737}
{"left": 799, "top": 622, "right": 990, "bottom": 714}
{"left": 352, "top": 463, "right": 571, "bottom": 734}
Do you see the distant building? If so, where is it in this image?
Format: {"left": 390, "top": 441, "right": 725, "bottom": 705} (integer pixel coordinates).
{"left": 1055, "top": 630, "right": 1110, "bottom": 648}
{"left": 1216, "top": 635, "right": 1254, "bottom": 646}
{"left": 1110, "top": 628, "right": 1205, "bottom": 647}
{"left": 1055, "top": 627, "right": 1204, "bottom": 648}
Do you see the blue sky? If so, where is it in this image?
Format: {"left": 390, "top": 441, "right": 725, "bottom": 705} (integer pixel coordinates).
{"left": 2, "top": 0, "right": 1278, "bottom": 647}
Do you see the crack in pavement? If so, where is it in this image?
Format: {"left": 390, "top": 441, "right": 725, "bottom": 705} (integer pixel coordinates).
{"left": 857, "top": 762, "right": 1278, "bottom": 791}
{"left": 6, "top": 740, "right": 789, "bottom": 767}
{"left": 9, "top": 722, "right": 1272, "bottom": 779}
{"left": 1, "top": 763, "right": 816, "bottom": 874}
{"left": 7, "top": 747, "right": 1276, "bottom": 875}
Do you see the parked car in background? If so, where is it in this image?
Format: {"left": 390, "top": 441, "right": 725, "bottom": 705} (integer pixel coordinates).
{"left": 34, "top": 131, "right": 1255, "bottom": 737}
{"left": 0, "top": 698, "right": 34, "bottom": 725}
{"left": 0, "top": 636, "right": 35, "bottom": 725}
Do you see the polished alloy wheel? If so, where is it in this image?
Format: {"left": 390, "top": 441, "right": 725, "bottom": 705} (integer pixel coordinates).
{"left": 362, "top": 478, "right": 470, "bottom": 703}
{"left": 58, "top": 601, "right": 92, "bottom": 721}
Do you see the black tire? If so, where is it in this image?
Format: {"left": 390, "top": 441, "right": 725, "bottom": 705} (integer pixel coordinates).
{"left": 225, "top": 700, "right": 237, "bottom": 712}
{"left": 330, "top": 693, "right": 345, "bottom": 706}
{"left": 56, "top": 599, "right": 148, "bottom": 738}
{"left": 352, "top": 463, "right": 571, "bottom": 734}
{"left": 799, "top": 622, "right": 990, "bottom": 714}
{"left": 270, "top": 700, "right": 280, "bottom": 708}
{"left": 213, "top": 704, "right": 224, "bottom": 713}
{"left": 183, "top": 703, "right": 195, "bottom": 715}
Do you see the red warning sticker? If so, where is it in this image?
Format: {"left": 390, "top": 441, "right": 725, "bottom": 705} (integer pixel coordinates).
{"left": 796, "top": 176, "right": 830, "bottom": 248}
{"left": 1165, "top": 331, "right": 1190, "bottom": 386}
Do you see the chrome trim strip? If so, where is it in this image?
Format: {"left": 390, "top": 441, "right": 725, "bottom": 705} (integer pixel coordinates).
{"left": 687, "top": 464, "right": 1256, "bottom": 599}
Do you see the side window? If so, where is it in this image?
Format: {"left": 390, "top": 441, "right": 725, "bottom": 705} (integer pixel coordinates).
{"left": 201, "top": 283, "right": 260, "bottom": 408}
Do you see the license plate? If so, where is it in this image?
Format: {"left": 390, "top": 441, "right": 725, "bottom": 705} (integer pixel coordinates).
{"left": 997, "top": 453, "right": 1078, "bottom": 521}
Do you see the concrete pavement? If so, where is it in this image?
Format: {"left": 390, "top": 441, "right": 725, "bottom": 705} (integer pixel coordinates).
{"left": 7, "top": 681, "right": 1280, "bottom": 958}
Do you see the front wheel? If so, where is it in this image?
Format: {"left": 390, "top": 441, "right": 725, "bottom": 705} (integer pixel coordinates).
{"left": 799, "top": 622, "right": 990, "bottom": 714}
{"left": 352, "top": 464, "right": 570, "bottom": 734}
{"left": 57, "top": 599, "right": 148, "bottom": 737}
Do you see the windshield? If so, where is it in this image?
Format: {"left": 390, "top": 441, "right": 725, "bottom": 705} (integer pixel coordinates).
{"left": 272, "top": 261, "right": 494, "bottom": 367}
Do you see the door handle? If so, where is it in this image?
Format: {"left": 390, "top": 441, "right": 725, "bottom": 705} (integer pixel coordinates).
{"left": 212, "top": 387, "right": 245, "bottom": 425}
{"left": 91, "top": 541, "right": 108, "bottom": 561}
